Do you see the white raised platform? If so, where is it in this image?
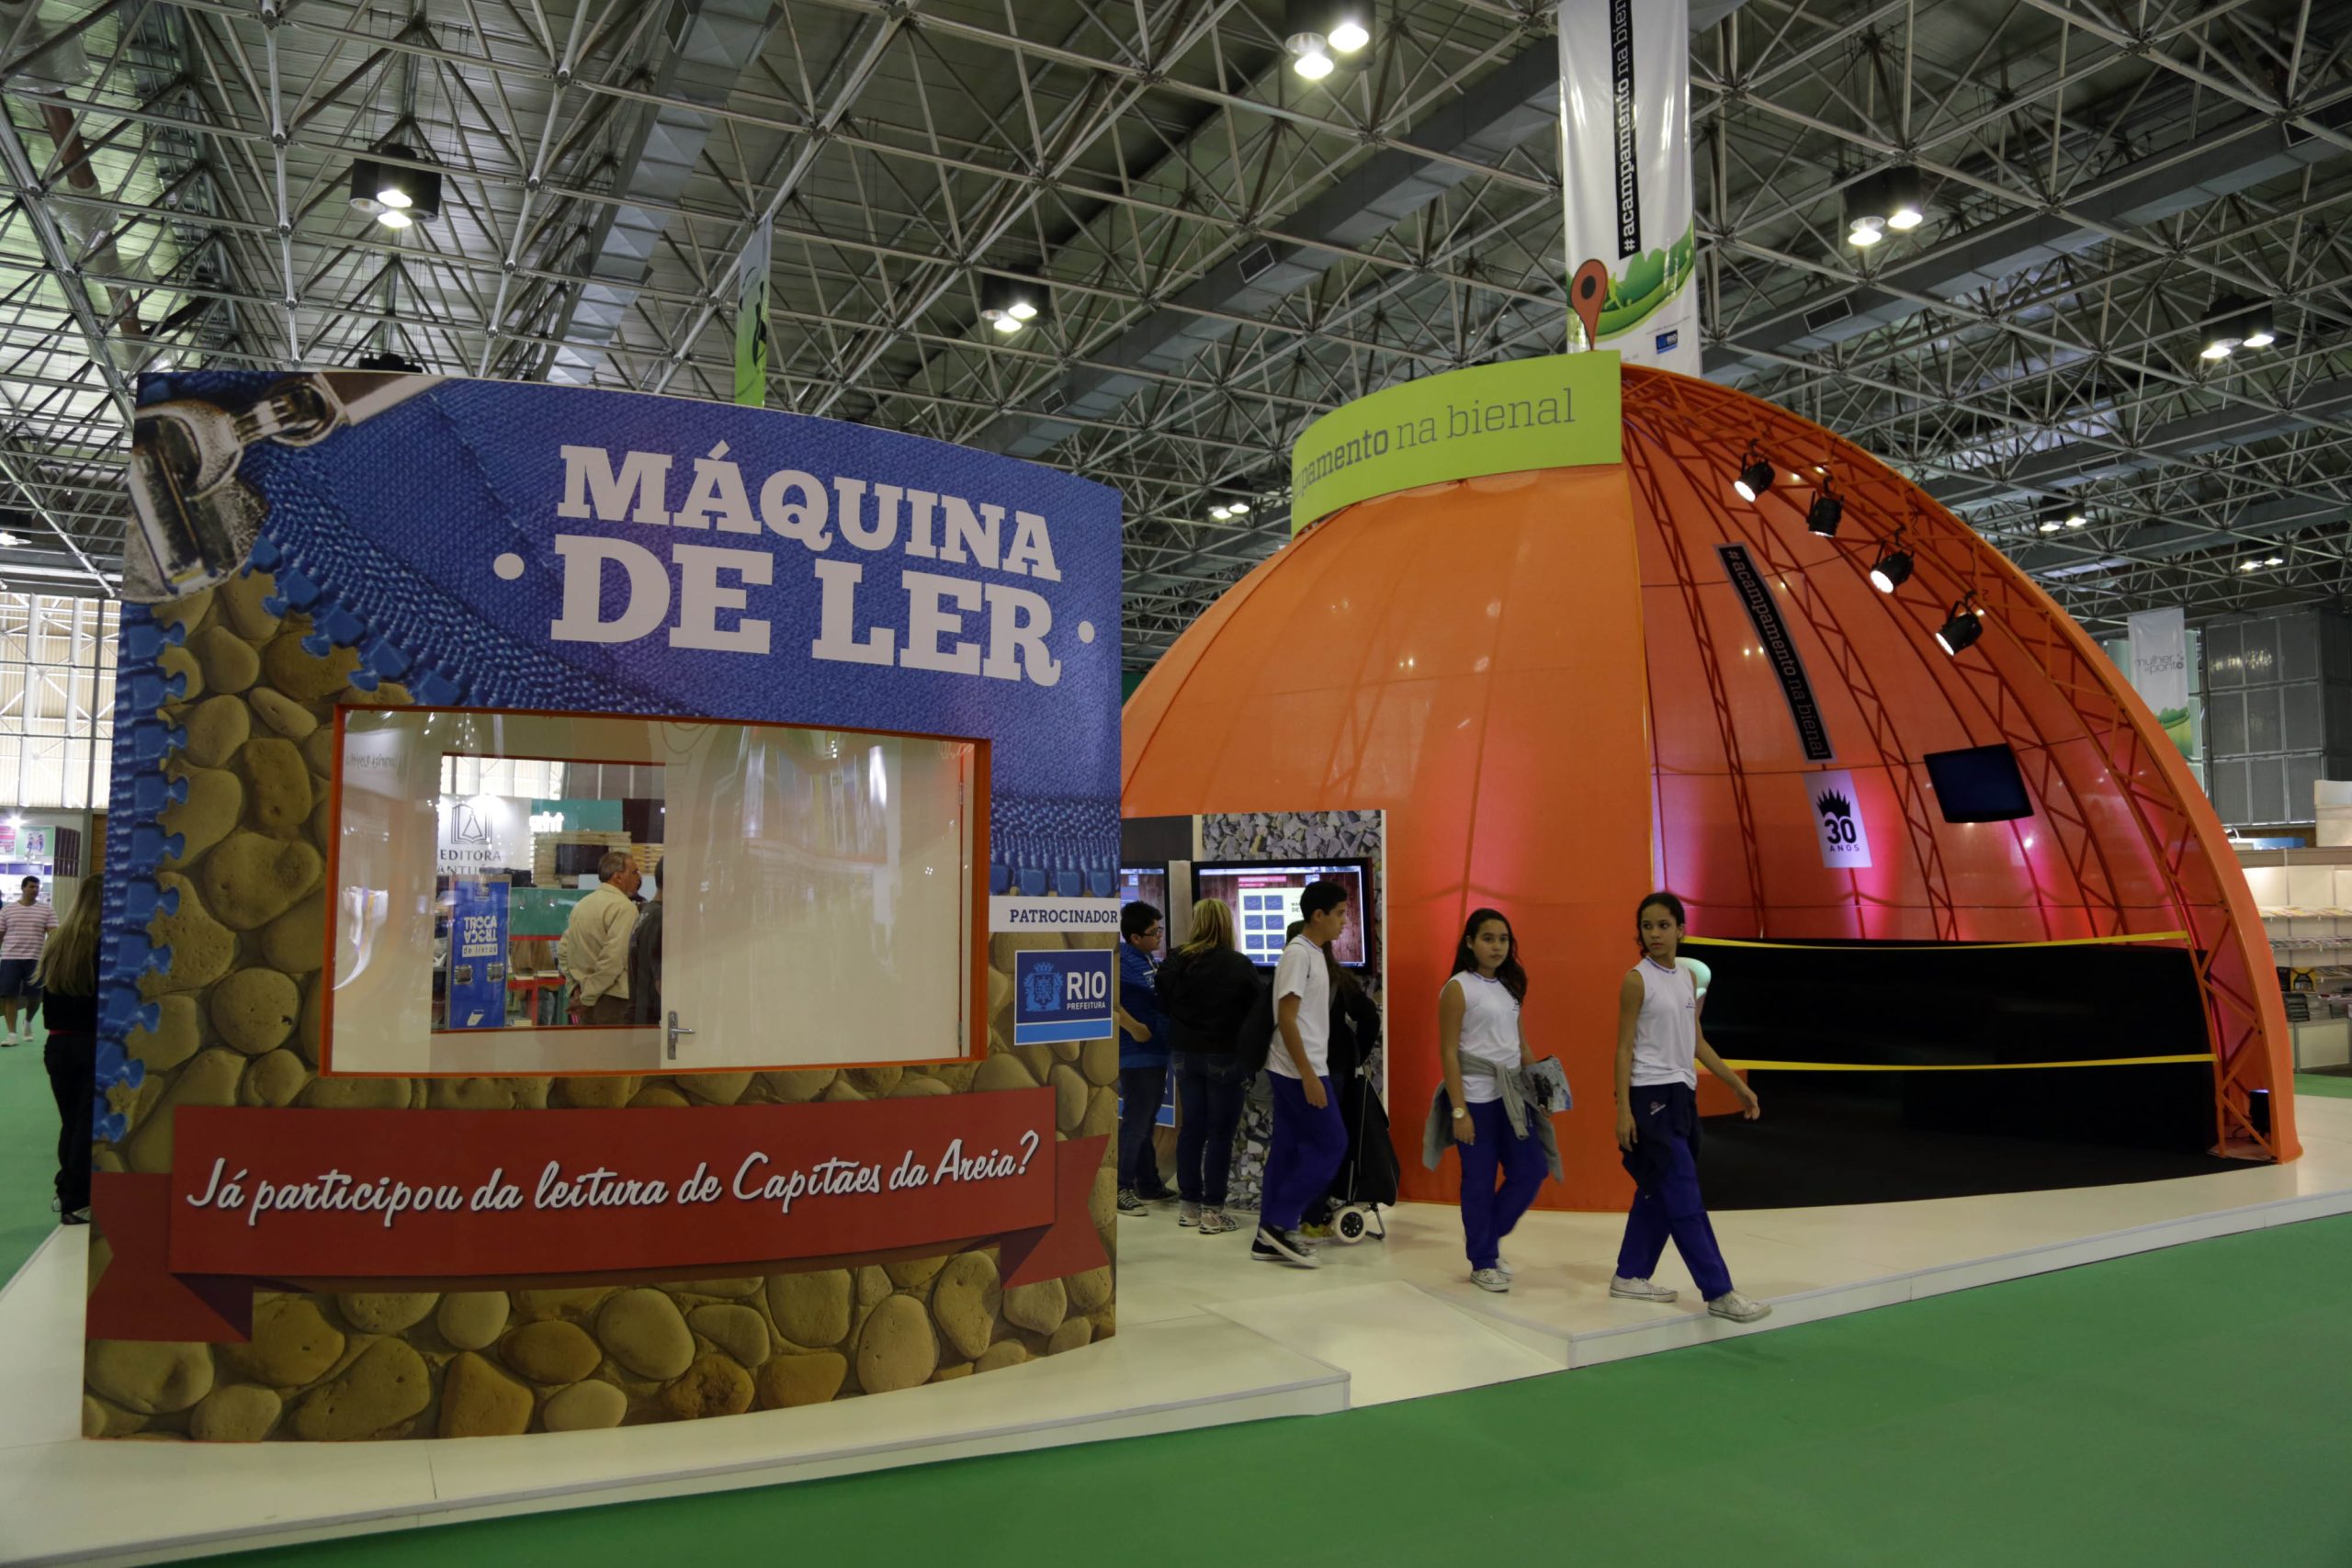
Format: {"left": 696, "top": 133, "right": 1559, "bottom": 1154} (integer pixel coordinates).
{"left": 8, "top": 1093, "right": 2352, "bottom": 1567}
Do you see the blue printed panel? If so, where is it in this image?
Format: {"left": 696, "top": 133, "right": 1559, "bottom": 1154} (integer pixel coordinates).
{"left": 446, "top": 877, "right": 510, "bottom": 1030}
{"left": 1012, "top": 949, "right": 1114, "bottom": 1046}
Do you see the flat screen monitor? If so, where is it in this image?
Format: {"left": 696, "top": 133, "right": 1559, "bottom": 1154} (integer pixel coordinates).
{"left": 1190, "top": 861, "right": 1372, "bottom": 968}
{"left": 553, "top": 842, "right": 609, "bottom": 877}
{"left": 1924, "top": 743, "right": 2034, "bottom": 824}
{"left": 1117, "top": 864, "right": 1170, "bottom": 961}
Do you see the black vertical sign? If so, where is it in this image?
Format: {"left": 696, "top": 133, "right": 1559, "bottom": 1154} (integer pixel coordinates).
{"left": 1609, "top": 0, "right": 1642, "bottom": 259}
{"left": 1718, "top": 544, "right": 1835, "bottom": 761}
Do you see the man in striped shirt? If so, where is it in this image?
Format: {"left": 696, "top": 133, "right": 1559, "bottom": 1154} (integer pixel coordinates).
{"left": 0, "top": 875, "right": 58, "bottom": 1046}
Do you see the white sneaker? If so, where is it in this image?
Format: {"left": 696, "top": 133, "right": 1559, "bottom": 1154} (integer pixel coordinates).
{"left": 1609, "top": 1275, "right": 1679, "bottom": 1302}
{"left": 1707, "top": 1291, "right": 1771, "bottom": 1323}
{"left": 1495, "top": 1257, "right": 1514, "bottom": 1280}
{"left": 1470, "top": 1268, "right": 1510, "bottom": 1293}
{"left": 1178, "top": 1201, "right": 1202, "bottom": 1227}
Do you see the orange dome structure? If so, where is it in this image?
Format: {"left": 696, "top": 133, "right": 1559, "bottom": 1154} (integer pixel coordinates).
{"left": 1124, "top": 367, "right": 2296, "bottom": 1211}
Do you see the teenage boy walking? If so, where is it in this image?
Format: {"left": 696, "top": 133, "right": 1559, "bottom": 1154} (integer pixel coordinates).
{"left": 1254, "top": 879, "right": 1352, "bottom": 1268}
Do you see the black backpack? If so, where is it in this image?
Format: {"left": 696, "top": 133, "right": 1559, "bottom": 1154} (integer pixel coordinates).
{"left": 1236, "top": 974, "right": 1276, "bottom": 1077}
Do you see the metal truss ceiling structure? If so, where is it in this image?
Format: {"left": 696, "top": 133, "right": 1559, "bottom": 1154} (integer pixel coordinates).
{"left": 2, "top": 0, "right": 2349, "bottom": 666}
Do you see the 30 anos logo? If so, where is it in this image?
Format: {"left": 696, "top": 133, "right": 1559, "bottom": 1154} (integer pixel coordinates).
{"left": 1815, "top": 788, "right": 1859, "bottom": 847}
{"left": 1807, "top": 769, "right": 1872, "bottom": 868}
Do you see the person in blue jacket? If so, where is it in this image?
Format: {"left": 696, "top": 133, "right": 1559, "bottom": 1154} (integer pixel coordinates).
{"left": 1114, "top": 900, "right": 1177, "bottom": 1213}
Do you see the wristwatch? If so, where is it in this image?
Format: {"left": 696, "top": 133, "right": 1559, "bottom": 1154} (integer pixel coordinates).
{"left": 1452, "top": 1105, "right": 1468, "bottom": 1119}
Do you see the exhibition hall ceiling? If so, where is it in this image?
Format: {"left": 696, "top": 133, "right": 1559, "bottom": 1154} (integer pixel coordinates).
{"left": 0, "top": 0, "right": 2347, "bottom": 662}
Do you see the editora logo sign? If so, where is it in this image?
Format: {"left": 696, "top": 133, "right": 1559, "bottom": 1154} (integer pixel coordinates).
{"left": 1815, "top": 789, "right": 1860, "bottom": 847}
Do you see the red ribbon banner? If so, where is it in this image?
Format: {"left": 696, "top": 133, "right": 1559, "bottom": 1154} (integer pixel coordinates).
{"left": 89, "top": 1088, "right": 1107, "bottom": 1343}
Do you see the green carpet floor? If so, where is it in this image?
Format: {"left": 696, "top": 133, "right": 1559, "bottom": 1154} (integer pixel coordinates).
{"left": 7, "top": 1066, "right": 2348, "bottom": 1565}
{"left": 1, "top": 1019, "right": 54, "bottom": 1282}
{"left": 2291, "top": 1068, "right": 2352, "bottom": 1100}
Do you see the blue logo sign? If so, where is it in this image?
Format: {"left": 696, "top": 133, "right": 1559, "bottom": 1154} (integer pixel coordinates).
{"left": 1655, "top": 329, "right": 1679, "bottom": 353}
{"left": 1012, "top": 949, "right": 1113, "bottom": 1045}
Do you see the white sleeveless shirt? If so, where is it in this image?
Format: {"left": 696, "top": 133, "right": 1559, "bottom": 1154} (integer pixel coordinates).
{"left": 1450, "top": 972, "right": 1521, "bottom": 1103}
{"left": 1630, "top": 957, "right": 1698, "bottom": 1089}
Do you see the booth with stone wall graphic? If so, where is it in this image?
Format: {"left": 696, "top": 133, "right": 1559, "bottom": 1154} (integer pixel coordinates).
{"left": 82, "top": 370, "right": 1125, "bottom": 1440}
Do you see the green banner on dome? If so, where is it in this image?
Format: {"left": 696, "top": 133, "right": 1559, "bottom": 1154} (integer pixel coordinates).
{"left": 1289, "top": 353, "right": 1623, "bottom": 535}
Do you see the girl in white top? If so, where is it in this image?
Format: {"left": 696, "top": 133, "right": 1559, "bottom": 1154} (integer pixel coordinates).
{"left": 1438, "top": 908, "right": 1548, "bottom": 1292}
{"left": 1609, "top": 892, "right": 1771, "bottom": 1324}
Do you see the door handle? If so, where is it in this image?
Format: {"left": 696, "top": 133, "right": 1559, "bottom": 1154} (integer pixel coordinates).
{"left": 667, "top": 1010, "right": 694, "bottom": 1061}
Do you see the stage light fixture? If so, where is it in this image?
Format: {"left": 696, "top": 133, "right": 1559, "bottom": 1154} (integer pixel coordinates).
{"left": 1293, "top": 47, "right": 1334, "bottom": 79}
{"left": 1228, "top": 499, "right": 1251, "bottom": 514}
{"left": 1806, "top": 493, "right": 1843, "bottom": 537}
{"left": 1733, "top": 446, "right": 1775, "bottom": 502}
{"left": 1329, "top": 16, "right": 1370, "bottom": 51}
{"left": 2267, "top": 555, "right": 2285, "bottom": 567}
{"left": 2064, "top": 510, "right": 2087, "bottom": 527}
{"left": 989, "top": 314, "right": 1023, "bottom": 334}
{"left": 1870, "top": 545, "right": 1913, "bottom": 593}
{"left": 377, "top": 208, "right": 413, "bottom": 231}
{"left": 1847, "top": 215, "right": 1885, "bottom": 248}
{"left": 2239, "top": 558, "right": 2260, "bottom": 572}
{"left": 1936, "top": 598, "right": 1984, "bottom": 657}
{"left": 1209, "top": 504, "right": 1232, "bottom": 521}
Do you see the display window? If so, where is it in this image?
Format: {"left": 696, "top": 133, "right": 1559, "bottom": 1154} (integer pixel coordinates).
{"left": 326, "top": 706, "right": 980, "bottom": 1076}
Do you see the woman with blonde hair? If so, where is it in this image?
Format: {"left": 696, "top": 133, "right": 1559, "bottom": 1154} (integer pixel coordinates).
{"left": 1154, "top": 897, "right": 1264, "bottom": 1235}
{"left": 38, "top": 879, "right": 101, "bottom": 1224}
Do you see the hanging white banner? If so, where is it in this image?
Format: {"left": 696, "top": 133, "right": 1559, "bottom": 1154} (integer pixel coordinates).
{"left": 1809, "top": 769, "right": 1872, "bottom": 871}
{"left": 1557, "top": 0, "right": 1701, "bottom": 375}
{"left": 2127, "top": 606, "right": 2195, "bottom": 760}
{"left": 2127, "top": 608, "right": 2188, "bottom": 714}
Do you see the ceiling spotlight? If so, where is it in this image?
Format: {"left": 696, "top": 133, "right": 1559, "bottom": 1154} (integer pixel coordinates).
{"left": 0, "top": 532, "right": 23, "bottom": 548}
{"left": 2239, "top": 558, "right": 2261, "bottom": 572}
{"left": 1848, "top": 215, "right": 1885, "bottom": 249}
{"left": 1293, "top": 47, "right": 1335, "bottom": 79}
{"left": 1228, "top": 499, "right": 1250, "bottom": 514}
{"left": 2267, "top": 555, "right": 2285, "bottom": 567}
{"left": 350, "top": 143, "right": 440, "bottom": 225}
{"left": 1209, "top": 504, "right": 1232, "bottom": 521}
{"left": 2064, "top": 511, "right": 2087, "bottom": 527}
{"left": 1870, "top": 545, "right": 1914, "bottom": 593}
{"left": 376, "top": 208, "right": 413, "bottom": 231}
{"left": 2238, "top": 298, "right": 2278, "bottom": 349}
{"left": 2200, "top": 335, "right": 2237, "bottom": 362}
{"left": 1329, "top": 16, "right": 1370, "bottom": 51}
{"left": 1734, "top": 446, "right": 1775, "bottom": 503}
{"left": 980, "top": 273, "right": 1046, "bottom": 334}
{"left": 1936, "top": 597, "right": 1984, "bottom": 657}
{"left": 1806, "top": 493, "right": 1843, "bottom": 538}
{"left": 1882, "top": 164, "right": 1928, "bottom": 231}
{"left": 2038, "top": 518, "right": 2064, "bottom": 534}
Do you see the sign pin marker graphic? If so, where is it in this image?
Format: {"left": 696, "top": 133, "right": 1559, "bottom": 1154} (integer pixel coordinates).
{"left": 1571, "top": 259, "right": 1611, "bottom": 351}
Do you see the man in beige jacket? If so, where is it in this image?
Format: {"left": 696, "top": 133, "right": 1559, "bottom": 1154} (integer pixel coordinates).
{"left": 557, "top": 851, "right": 640, "bottom": 1024}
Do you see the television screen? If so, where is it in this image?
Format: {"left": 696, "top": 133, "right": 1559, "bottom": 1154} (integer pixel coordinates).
{"left": 1190, "top": 861, "right": 1371, "bottom": 967}
{"left": 1924, "top": 744, "right": 2034, "bottom": 824}
{"left": 1117, "top": 864, "right": 1170, "bottom": 961}
{"left": 553, "top": 842, "right": 609, "bottom": 877}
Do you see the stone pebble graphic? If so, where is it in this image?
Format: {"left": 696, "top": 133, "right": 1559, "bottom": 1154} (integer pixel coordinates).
{"left": 85, "top": 577, "right": 1117, "bottom": 1441}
